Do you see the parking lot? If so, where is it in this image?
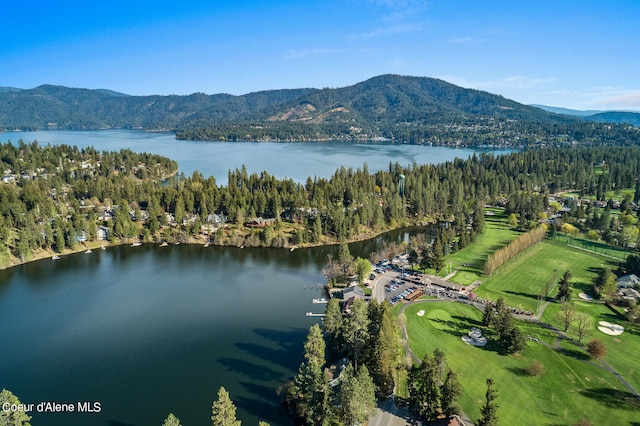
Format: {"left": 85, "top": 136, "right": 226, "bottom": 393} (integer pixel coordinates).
{"left": 371, "top": 261, "right": 467, "bottom": 305}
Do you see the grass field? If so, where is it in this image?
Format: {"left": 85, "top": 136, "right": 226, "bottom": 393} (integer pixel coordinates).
{"left": 474, "top": 240, "right": 619, "bottom": 313}
{"left": 542, "top": 300, "right": 640, "bottom": 393}
{"left": 439, "top": 209, "right": 520, "bottom": 286}
{"left": 552, "top": 234, "right": 631, "bottom": 262}
{"left": 403, "top": 302, "right": 640, "bottom": 425}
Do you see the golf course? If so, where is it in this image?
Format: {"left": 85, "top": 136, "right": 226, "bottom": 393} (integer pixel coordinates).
{"left": 401, "top": 208, "right": 640, "bottom": 424}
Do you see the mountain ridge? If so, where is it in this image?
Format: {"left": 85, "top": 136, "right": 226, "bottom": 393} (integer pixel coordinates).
{"left": 2, "top": 75, "right": 639, "bottom": 147}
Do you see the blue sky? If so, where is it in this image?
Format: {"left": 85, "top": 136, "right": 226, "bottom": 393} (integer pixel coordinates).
{"left": 2, "top": 0, "right": 639, "bottom": 110}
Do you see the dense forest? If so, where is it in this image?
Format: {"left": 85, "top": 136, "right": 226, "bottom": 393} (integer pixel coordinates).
{"left": 1, "top": 140, "right": 639, "bottom": 269}
{"left": 3, "top": 75, "right": 639, "bottom": 148}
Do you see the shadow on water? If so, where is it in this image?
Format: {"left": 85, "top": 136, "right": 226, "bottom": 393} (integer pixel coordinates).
{"left": 253, "top": 328, "right": 309, "bottom": 351}
{"left": 236, "top": 328, "right": 308, "bottom": 370}
{"left": 218, "top": 357, "right": 284, "bottom": 382}
{"left": 236, "top": 381, "right": 293, "bottom": 425}
{"left": 579, "top": 387, "right": 640, "bottom": 411}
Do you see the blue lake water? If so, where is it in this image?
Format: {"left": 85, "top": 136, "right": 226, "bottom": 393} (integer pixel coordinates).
{"left": 0, "top": 130, "right": 511, "bottom": 425}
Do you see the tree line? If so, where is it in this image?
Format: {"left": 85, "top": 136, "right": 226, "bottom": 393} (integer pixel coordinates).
{"left": 484, "top": 225, "right": 547, "bottom": 276}
{"left": 2, "top": 141, "right": 640, "bottom": 269}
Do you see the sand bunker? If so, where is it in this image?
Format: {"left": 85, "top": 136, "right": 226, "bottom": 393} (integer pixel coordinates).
{"left": 578, "top": 293, "right": 594, "bottom": 301}
{"left": 598, "top": 321, "right": 624, "bottom": 336}
{"left": 417, "top": 310, "right": 425, "bottom": 316}
{"left": 462, "top": 327, "right": 487, "bottom": 347}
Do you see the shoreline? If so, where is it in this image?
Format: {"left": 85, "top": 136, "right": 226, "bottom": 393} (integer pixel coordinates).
{"left": 0, "top": 219, "right": 437, "bottom": 271}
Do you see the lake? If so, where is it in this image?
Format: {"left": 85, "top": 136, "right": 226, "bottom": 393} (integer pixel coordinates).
{"left": 0, "top": 130, "right": 508, "bottom": 425}
{"left": 0, "top": 229, "right": 416, "bottom": 426}
{"left": 0, "top": 130, "right": 507, "bottom": 184}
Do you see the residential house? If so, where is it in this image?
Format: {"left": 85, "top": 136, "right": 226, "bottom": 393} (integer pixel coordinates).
{"left": 617, "top": 274, "right": 640, "bottom": 289}
{"left": 245, "top": 217, "right": 276, "bottom": 228}
{"left": 97, "top": 226, "right": 109, "bottom": 241}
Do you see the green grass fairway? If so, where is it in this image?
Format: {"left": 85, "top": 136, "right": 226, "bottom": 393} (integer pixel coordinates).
{"left": 403, "top": 302, "right": 640, "bottom": 425}
{"left": 475, "top": 240, "right": 618, "bottom": 313}
{"left": 543, "top": 300, "right": 640, "bottom": 393}
{"left": 441, "top": 209, "right": 520, "bottom": 286}
{"left": 552, "top": 234, "right": 631, "bottom": 262}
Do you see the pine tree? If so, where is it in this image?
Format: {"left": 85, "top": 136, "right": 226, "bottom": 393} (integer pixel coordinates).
{"left": 323, "top": 298, "right": 344, "bottom": 358}
{"left": 556, "top": 270, "right": 573, "bottom": 303}
{"left": 338, "top": 364, "right": 377, "bottom": 426}
{"left": 481, "top": 303, "right": 495, "bottom": 327}
{"left": 477, "top": 378, "right": 499, "bottom": 426}
{"left": 293, "top": 324, "right": 330, "bottom": 426}
{"left": 211, "top": 387, "right": 241, "bottom": 426}
{"left": 0, "top": 388, "right": 32, "bottom": 426}
{"left": 343, "top": 299, "right": 370, "bottom": 371}
{"left": 366, "top": 301, "right": 399, "bottom": 396}
{"left": 441, "top": 370, "right": 462, "bottom": 417}
{"left": 409, "top": 355, "right": 441, "bottom": 421}
{"left": 162, "top": 413, "right": 182, "bottom": 426}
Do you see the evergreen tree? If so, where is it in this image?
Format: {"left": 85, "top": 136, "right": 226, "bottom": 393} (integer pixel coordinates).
{"left": 162, "top": 413, "right": 182, "bottom": 426}
{"left": 0, "top": 389, "right": 32, "bottom": 426}
{"left": 477, "top": 378, "right": 499, "bottom": 426}
{"left": 323, "top": 298, "right": 344, "bottom": 358}
{"left": 365, "top": 301, "right": 399, "bottom": 396}
{"left": 338, "top": 364, "right": 377, "bottom": 426}
{"left": 337, "top": 243, "right": 353, "bottom": 280}
{"left": 556, "top": 270, "right": 573, "bottom": 303}
{"left": 211, "top": 387, "right": 241, "bottom": 426}
{"left": 293, "top": 324, "right": 330, "bottom": 426}
{"left": 481, "top": 302, "right": 495, "bottom": 327}
{"left": 441, "top": 370, "right": 462, "bottom": 417}
{"left": 593, "top": 268, "right": 617, "bottom": 300}
{"left": 343, "top": 299, "right": 370, "bottom": 371}
{"left": 409, "top": 354, "right": 441, "bottom": 421}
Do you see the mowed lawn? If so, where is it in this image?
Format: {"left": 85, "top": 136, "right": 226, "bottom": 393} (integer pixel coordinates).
{"left": 403, "top": 302, "right": 640, "bottom": 425}
{"left": 441, "top": 209, "right": 520, "bottom": 286}
{"left": 543, "top": 300, "right": 640, "bottom": 393}
{"left": 475, "top": 240, "right": 618, "bottom": 313}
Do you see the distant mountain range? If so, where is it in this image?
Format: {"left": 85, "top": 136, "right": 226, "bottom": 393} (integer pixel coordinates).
{"left": 532, "top": 104, "right": 640, "bottom": 126}
{"left": 1, "top": 75, "right": 639, "bottom": 146}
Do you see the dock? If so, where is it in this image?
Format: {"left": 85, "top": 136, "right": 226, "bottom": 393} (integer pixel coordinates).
{"left": 306, "top": 312, "right": 326, "bottom": 317}
{"left": 312, "top": 298, "right": 328, "bottom": 304}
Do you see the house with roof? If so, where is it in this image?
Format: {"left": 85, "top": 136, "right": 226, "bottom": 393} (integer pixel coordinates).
{"left": 97, "top": 226, "right": 110, "bottom": 241}
{"left": 245, "top": 217, "right": 276, "bottom": 228}
{"left": 617, "top": 274, "right": 640, "bottom": 289}
{"left": 342, "top": 285, "right": 365, "bottom": 301}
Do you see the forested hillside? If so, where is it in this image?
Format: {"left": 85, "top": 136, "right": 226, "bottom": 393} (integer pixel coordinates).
{"left": 3, "top": 75, "right": 640, "bottom": 147}
{"left": 2, "top": 140, "right": 639, "bottom": 269}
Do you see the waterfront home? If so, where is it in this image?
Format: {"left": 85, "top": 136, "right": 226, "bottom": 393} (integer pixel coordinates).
{"left": 97, "top": 226, "right": 109, "bottom": 240}
{"left": 341, "top": 286, "right": 365, "bottom": 301}
{"left": 245, "top": 217, "right": 276, "bottom": 228}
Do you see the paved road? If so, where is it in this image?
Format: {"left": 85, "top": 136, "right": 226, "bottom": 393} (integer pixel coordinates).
{"left": 368, "top": 397, "right": 415, "bottom": 426}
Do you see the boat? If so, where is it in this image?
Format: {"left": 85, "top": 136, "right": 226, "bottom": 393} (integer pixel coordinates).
{"left": 160, "top": 242, "right": 168, "bottom": 247}
{"left": 289, "top": 246, "right": 295, "bottom": 252}
{"left": 85, "top": 249, "right": 92, "bottom": 254}
{"left": 174, "top": 242, "right": 181, "bottom": 245}
{"left": 312, "top": 298, "right": 328, "bottom": 304}
{"left": 100, "top": 245, "right": 106, "bottom": 250}
{"left": 52, "top": 255, "right": 60, "bottom": 260}
{"left": 204, "top": 242, "right": 210, "bottom": 248}
{"left": 131, "top": 242, "right": 142, "bottom": 247}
